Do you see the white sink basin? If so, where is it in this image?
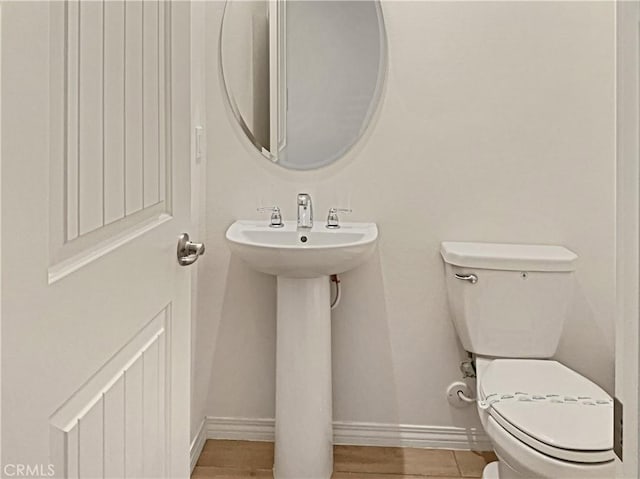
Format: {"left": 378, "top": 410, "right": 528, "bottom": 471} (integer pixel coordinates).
{"left": 225, "top": 220, "right": 378, "bottom": 278}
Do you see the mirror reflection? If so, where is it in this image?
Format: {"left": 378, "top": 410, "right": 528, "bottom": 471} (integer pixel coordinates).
{"left": 220, "top": 0, "right": 387, "bottom": 170}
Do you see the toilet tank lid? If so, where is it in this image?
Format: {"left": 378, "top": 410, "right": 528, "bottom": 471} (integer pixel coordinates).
{"left": 440, "top": 242, "right": 577, "bottom": 272}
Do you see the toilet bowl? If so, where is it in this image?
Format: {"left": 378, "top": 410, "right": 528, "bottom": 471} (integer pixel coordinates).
{"left": 475, "top": 357, "right": 614, "bottom": 479}
{"left": 440, "top": 242, "right": 614, "bottom": 479}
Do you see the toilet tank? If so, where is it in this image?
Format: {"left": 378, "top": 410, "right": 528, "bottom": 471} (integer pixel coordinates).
{"left": 440, "top": 242, "right": 578, "bottom": 358}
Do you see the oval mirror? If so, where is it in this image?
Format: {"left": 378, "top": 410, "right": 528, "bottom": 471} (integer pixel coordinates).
{"left": 220, "top": 0, "right": 387, "bottom": 170}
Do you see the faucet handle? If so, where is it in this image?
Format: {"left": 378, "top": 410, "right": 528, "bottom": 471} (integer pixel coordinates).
{"left": 326, "top": 208, "right": 351, "bottom": 229}
{"left": 257, "top": 206, "right": 284, "bottom": 228}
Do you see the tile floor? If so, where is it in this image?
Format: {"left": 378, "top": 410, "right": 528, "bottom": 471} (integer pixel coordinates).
{"left": 192, "top": 440, "right": 497, "bottom": 478}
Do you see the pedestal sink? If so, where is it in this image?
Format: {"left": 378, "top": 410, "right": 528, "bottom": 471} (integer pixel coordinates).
{"left": 225, "top": 220, "right": 378, "bottom": 479}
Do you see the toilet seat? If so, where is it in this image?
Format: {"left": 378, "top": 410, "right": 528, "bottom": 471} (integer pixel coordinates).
{"left": 479, "top": 359, "right": 614, "bottom": 464}
{"left": 481, "top": 413, "right": 615, "bottom": 479}
{"left": 489, "top": 407, "right": 613, "bottom": 463}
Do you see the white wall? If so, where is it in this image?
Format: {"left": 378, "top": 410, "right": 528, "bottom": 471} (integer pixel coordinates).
{"left": 192, "top": 1, "right": 616, "bottom": 442}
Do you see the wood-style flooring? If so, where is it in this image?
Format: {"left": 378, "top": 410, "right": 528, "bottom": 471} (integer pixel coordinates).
{"left": 192, "top": 440, "right": 498, "bottom": 479}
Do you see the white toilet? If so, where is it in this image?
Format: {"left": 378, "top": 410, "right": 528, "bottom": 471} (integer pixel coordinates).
{"left": 440, "top": 242, "right": 614, "bottom": 479}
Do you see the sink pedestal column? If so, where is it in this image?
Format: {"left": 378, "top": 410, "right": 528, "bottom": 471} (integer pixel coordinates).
{"left": 274, "top": 276, "right": 333, "bottom": 479}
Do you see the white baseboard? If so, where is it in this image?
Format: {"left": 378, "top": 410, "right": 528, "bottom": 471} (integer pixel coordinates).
{"left": 190, "top": 416, "right": 492, "bottom": 465}
{"left": 190, "top": 418, "right": 207, "bottom": 472}
{"left": 205, "top": 417, "right": 276, "bottom": 442}
{"left": 332, "top": 420, "right": 492, "bottom": 450}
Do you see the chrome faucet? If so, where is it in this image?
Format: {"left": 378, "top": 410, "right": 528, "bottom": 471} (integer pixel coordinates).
{"left": 297, "top": 193, "right": 313, "bottom": 228}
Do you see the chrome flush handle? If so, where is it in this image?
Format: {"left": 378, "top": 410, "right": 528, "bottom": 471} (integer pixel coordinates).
{"left": 177, "top": 233, "right": 206, "bottom": 266}
{"left": 455, "top": 273, "right": 478, "bottom": 284}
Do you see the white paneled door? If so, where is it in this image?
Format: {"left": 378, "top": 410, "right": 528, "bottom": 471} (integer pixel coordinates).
{"left": 2, "top": 2, "right": 194, "bottom": 478}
